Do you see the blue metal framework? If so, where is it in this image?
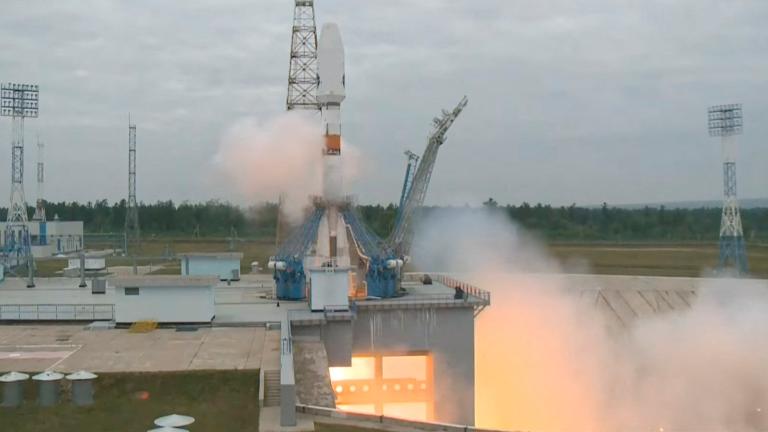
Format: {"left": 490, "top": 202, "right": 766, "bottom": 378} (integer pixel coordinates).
{"left": 389, "top": 97, "right": 468, "bottom": 257}
{"left": 719, "top": 162, "right": 748, "bottom": 273}
{"left": 272, "top": 207, "right": 325, "bottom": 300}
{"left": 394, "top": 150, "right": 420, "bottom": 233}
{"left": 342, "top": 208, "right": 398, "bottom": 298}
{"left": 3, "top": 223, "right": 32, "bottom": 268}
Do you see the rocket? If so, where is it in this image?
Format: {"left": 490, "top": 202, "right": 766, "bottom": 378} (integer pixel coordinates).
{"left": 317, "top": 23, "right": 345, "bottom": 203}
{"left": 317, "top": 23, "right": 345, "bottom": 260}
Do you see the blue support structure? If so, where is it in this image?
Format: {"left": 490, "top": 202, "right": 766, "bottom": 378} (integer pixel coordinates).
{"left": 38, "top": 221, "right": 47, "bottom": 245}
{"left": 3, "top": 223, "right": 32, "bottom": 268}
{"left": 272, "top": 207, "right": 324, "bottom": 300}
{"left": 394, "top": 151, "right": 419, "bottom": 235}
{"left": 718, "top": 161, "right": 748, "bottom": 274}
{"left": 342, "top": 208, "right": 398, "bottom": 298}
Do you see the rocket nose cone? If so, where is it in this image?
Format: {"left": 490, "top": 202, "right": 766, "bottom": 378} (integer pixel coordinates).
{"left": 319, "top": 23, "right": 344, "bottom": 56}
{"left": 317, "top": 22, "right": 345, "bottom": 102}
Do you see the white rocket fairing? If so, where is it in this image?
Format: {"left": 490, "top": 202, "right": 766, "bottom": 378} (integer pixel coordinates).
{"left": 317, "top": 23, "right": 345, "bottom": 203}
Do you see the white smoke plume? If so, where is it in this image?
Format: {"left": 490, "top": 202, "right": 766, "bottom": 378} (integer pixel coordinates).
{"left": 412, "top": 207, "right": 768, "bottom": 432}
{"left": 212, "top": 111, "right": 362, "bottom": 222}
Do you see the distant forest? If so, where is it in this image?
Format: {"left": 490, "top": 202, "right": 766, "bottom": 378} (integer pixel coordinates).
{"left": 6, "top": 199, "right": 768, "bottom": 243}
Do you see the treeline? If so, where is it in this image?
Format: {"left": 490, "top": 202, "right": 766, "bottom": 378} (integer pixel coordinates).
{"left": 0, "top": 200, "right": 278, "bottom": 238}
{"left": 4, "top": 199, "right": 768, "bottom": 243}
{"left": 358, "top": 201, "right": 768, "bottom": 243}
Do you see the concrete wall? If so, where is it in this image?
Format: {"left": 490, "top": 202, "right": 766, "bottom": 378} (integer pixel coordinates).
{"left": 322, "top": 321, "right": 353, "bottom": 367}
{"left": 351, "top": 307, "right": 476, "bottom": 426}
{"left": 183, "top": 257, "right": 240, "bottom": 281}
{"left": 113, "top": 285, "right": 215, "bottom": 323}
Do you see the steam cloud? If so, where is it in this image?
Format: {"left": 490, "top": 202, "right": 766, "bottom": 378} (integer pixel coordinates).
{"left": 412, "top": 208, "right": 768, "bottom": 432}
{"left": 212, "top": 111, "right": 361, "bottom": 221}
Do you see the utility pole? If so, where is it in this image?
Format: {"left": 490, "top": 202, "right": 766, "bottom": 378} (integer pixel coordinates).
{"left": 124, "top": 116, "right": 140, "bottom": 269}
{"left": 33, "top": 137, "right": 46, "bottom": 222}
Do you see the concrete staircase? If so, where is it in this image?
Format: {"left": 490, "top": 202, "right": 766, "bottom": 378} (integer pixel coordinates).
{"left": 263, "top": 370, "right": 281, "bottom": 407}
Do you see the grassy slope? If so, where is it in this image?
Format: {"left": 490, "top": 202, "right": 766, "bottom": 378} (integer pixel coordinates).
{"left": 0, "top": 370, "right": 260, "bottom": 432}
{"left": 549, "top": 243, "right": 768, "bottom": 278}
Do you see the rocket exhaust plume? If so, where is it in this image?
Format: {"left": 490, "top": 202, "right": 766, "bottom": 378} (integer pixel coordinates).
{"left": 412, "top": 207, "right": 768, "bottom": 432}
{"left": 212, "top": 111, "right": 360, "bottom": 225}
{"left": 212, "top": 112, "right": 322, "bottom": 221}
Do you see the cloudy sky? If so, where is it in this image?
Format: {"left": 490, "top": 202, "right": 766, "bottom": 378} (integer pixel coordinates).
{"left": 0, "top": 0, "right": 766, "bottom": 207}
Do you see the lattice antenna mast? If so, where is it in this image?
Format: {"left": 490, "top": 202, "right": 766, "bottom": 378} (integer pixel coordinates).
{"left": 33, "top": 137, "right": 45, "bottom": 221}
{"left": 286, "top": 0, "right": 320, "bottom": 111}
{"left": 389, "top": 96, "right": 468, "bottom": 256}
{"left": 1, "top": 83, "right": 39, "bottom": 223}
{"left": 708, "top": 104, "right": 748, "bottom": 275}
{"left": 124, "top": 116, "right": 140, "bottom": 257}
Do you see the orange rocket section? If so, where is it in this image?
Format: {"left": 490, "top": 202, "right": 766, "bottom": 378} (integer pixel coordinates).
{"left": 325, "top": 134, "right": 341, "bottom": 155}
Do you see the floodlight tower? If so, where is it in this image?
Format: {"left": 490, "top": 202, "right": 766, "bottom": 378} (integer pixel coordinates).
{"left": 286, "top": 0, "right": 320, "bottom": 111}
{"left": 33, "top": 137, "right": 46, "bottom": 222}
{"left": 708, "top": 104, "right": 748, "bottom": 275}
{"left": 1, "top": 83, "right": 38, "bottom": 287}
{"left": 1, "top": 83, "right": 38, "bottom": 223}
{"left": 124, "top": 117, "right": 140, "bottom": 258}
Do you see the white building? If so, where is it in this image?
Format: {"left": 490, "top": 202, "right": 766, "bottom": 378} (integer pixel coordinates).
{"left": 308, "top": 267, "right": 351, "bottom": 312}
{"left": 0, "top": 220, "right": 84, "bottom": 258}
{"left": 180, "top": 252, "right": 243, "bottom": 281}
{"left": 111, "top": 276, "right": 217, "bottom": 323}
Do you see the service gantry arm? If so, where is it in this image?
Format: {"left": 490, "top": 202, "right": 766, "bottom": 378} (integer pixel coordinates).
{"left": 388, "top": 96, "right": 468, "bottom": 257}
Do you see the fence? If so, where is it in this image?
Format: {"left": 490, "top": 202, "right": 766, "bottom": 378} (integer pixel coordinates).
{"left": 0, "top": 304, "right": 114, "bottom": 321}
{"left": 431, "top": 275, "right": 491, "bottom": 305}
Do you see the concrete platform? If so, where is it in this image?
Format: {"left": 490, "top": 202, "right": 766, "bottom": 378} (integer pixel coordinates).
{"left": 0, "top": 325, "right": 267, "bottom": 373}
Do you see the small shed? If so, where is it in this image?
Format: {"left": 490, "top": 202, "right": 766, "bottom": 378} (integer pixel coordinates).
{"left": 180, "top": 252, "right": 243, "bottom": 281}
{"left": 111, "top": 276, "right": 218, "bottom": 323}
{"left": 308, "top": 267, "right": 351, "bottom": 312}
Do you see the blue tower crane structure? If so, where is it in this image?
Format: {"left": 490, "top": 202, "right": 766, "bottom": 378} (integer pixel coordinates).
{"left": 342, "top": 207, "right": 400, "bottom": 298}
{"left": 270, "top": 206, "right": 325, "bottom": 300}
{"left": 389, "top": 96, "right": 468, "bottom": 258}
{"left": 394, "top": 150, "right": 420, "bottom": 232}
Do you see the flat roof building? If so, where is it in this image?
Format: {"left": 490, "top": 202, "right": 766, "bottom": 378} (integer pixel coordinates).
{"left": 180, "top": 252, "right": 243, "bottom": 281}
{"left": 112, "top": 275, "right": 218, "bottom": 324}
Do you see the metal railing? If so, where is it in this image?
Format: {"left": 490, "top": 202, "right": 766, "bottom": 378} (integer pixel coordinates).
{"left": 323, "top": 303, "right": 356, "bottom": 321}
{"left": 280, "top": 311, "right": 297, "bottom": 426}
{"left": 0, "top": 304, "right": 114, "bottom": 321}
{"left": 433, "top": 274, "right": 491, "bottom": 305}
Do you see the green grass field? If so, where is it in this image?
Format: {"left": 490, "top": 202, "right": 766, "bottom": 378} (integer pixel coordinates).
{"left": 30, "top": 237, "right": 768, "bottom": 279}
{"left": 0, "top": 370, "right": 260, "bottom": 431}
{"left": 33, "top": 237, "right": 277, "bottom": 277}
{"left": 548, "top": 242, "right": 768, "bottom": 278}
